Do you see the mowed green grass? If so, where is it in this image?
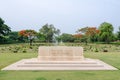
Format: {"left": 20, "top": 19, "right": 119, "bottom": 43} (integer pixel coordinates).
{"left": 0, "top": 52, "right": 120, "bottom": 80}
{"left": 0, "top": 53, "right": 37, "bottom": 69}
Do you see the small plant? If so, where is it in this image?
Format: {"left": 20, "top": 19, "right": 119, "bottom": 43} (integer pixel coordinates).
{"left": 22, "top": 49, "right": 27, "bottom": 53}
{"left": 103, "top": 49, "right": 108, "bottom": 52}
{"left": 13, "top": 50, "right": 18, "bottom": 53}
{"left": 89, "top": 46, "right": 92, "bottom": 49}
{"left": 95, "top": 48, "right": 99, "bottom": 52}
{"left": 15, "top": 46, "right": 21, "bottom": 51}
{"left": 29, "top": 46, "right": 33, "bottom": 49}
{"left": 1, "top": 48, "right": 4, "bottom": 50}
{"left": 9, "top": 48, "right": 11, "bottom": 50}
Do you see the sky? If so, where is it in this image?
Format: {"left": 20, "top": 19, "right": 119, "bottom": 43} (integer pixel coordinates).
{"left": 0, "top": 0, "right": 120, "bottom": 34}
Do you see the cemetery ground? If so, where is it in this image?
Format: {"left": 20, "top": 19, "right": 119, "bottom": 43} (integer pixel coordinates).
{"left": 0, "top": 43, "right": 120, "bottom": 80}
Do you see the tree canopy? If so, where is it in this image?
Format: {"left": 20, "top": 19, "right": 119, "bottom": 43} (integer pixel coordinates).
{"left": 0, "top": 18, "right": 120, "bottom": 44}
{"left": 77, "top": 27, "right": 100, "bottom": 44}
{"left": 0, "top": 18, "right": 11, "bottom": 43}
{"left": 39, "top": 24, "right": 60, "bottom": 42}
{"left": 19, "top": 29, "right": 37, "bottom": 45}
{"left": 117, "top": 27, "right": 120, "bottom": 40}
{"left": 60, "top": 33, "right": 74, "bottom": 42}
{"left": 99, "top": 22, "right": 114, "bottom": 43}
{"left": 0, "top": 18, "right": 11, "bottom": 36}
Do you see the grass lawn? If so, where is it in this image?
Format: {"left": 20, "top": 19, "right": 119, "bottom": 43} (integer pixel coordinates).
{"left": 0, "top": 52, "right": 120, "bottom": 80}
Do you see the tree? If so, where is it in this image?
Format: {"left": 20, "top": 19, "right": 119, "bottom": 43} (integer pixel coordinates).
{"left": 37, "top": 33, "right": 46, "bottom": 42}
{"left": 39, "top": 24, "right": 60, "bottom": 42}
{"left": 73, "top": 34, "right": 83, "bottom": 42}
{"left": 85, "top": 27, "right": 100, "bottom": 42}
{"left": 99, "top": 22, "right": 114, "bottom": 43}
{"left": 77, "top": 27, "right": 99, "bottom": 44}
{"left": 19, "top": 29, "right": 37, "bottom": 45}
{"left": 0, "top": 18, "right": 11, "bottom": 43}
{"left": 8, "top": 31, "right": 19, "bottom": 43}
{"left": 77, "top": 27, "right": 89, "bottom": 44}
{"left": 0, "top": 18, "right": 11, "bottom": 36}
{"left": 117, "top": 27, "right": 120, "bottom": 41}
{"left": 73, "top": 34, "right": 83, "bottom": 38}
{"left": 60, "top": 33, "right": 74, "bottom": 42}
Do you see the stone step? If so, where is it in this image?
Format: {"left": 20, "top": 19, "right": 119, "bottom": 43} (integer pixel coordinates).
{"left": 2, "top": 58, "right": 118, "bottom": 70}
{"left": 25, "top": 61, "right": 97, "bottom": 64}
{"left": 17, "top": 64, "right": 104, "bottom": 67}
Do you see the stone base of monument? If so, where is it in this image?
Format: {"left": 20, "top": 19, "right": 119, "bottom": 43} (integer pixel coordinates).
{"left": 2, "top": 58, "right": 117, "bottom": 70}
{"left": 1, "top": 46, "right": 117, "bottom": 70}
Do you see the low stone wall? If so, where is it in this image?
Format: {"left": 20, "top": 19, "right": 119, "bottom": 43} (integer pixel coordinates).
{"left": 38, "top": 46, "right": 84, "bottom": 61}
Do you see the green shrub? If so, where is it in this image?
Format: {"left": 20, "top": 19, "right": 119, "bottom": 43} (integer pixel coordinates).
{"left": 29, "top": 46, "right": 33, "bottom": 49}
{"left": 22, "top": 49, "right": 27, "bottom": 53}
{"left": 103, "top": 49, "right": 108, "bottom": 52}
{"left": 95, "top": 48, "right": 99, "bottom": 52}
{"left": 13, "top": 50, "right": 18, "bottom": 53}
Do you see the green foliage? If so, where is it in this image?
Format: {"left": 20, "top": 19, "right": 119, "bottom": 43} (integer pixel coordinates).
{"left": 77, "top": 27, "right": 88, "bottom": 33}
{"left": 37, "top": 33, "right": 46, "bottom": 42}
{"left": 94, "top": 48, "right": 99, "bottom": 52}
{"left": 60, "top": 33, "right": 74, "bottom": 42}
{"left": 76, "top": 28, "right": 87, "bottom": 43}
{"left": 77, "top": 27, "right": 100, "bottom": 44}
{"left": 0, "top": 18, "right": 11, "bottom": 43}
{"left": 103, "top": 49, "right": 108, "bottom": 52}
{"left": 39, "top": 24, "right": 60, "bottom": 42}
{"left": 18, "top": 29, "right": 37, "bottom": 46}
{"left": 1, "top": 43, "right": 120, "bottom": 53}
{"left": 0, "top": 18, "right": 11, "bottom": 36}
{"left": 7, "top": 31, "right": 19, "bottom": 43}
{"left": 22, "top": 49, "right": 27, "bottom": 53}
{"left": 117, "top": 27, "right": 120, "bottom": 40}
{"left": 99, "top": 22, "right": 114, "bottom": 43}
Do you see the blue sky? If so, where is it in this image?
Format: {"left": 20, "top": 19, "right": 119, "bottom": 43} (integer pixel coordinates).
{"left": 0, "top": 0, "right": 120, "bottom": 34}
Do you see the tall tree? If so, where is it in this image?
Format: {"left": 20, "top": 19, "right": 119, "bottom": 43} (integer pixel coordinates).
{"left": 37, "top": 33, "right": 46, "bottom": 42}
{"left": 77, "top": 27, "right": 89, "bottom": 44}
{"left": 77, "top": 27, "right": 99, "bottom": 44}
{"left": 73, "top": 34, "right": 83, "bottom": 42}
{"left": 117, "top": 26, "right": 120, "bottom": 40}
{"left": 39, "top": 24, "right": 60, "bottom": 42}
{"left": 8, "top": 31, "right": 19, "bottom": 43}
{"left": 85, "top": 27, "right": 100, "bottom": 42}
{"left": 0, "top": 18, "right": 11, "bottom": 36}
{"left": 19, "top": 29, "right": 37, "bottom": 45}
{"left": 99, "top": 22, "right": 114, "bottom": 43}
{"left": 0, "top": 18, "right": 11, "bottom": 43}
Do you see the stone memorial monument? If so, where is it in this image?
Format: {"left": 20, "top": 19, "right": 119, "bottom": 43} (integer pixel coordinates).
{"left": 38, "top": 46, "right": 84, "bottom": 61}
{"left": 2, "top": 46, "right": 117, "bottom": 70}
